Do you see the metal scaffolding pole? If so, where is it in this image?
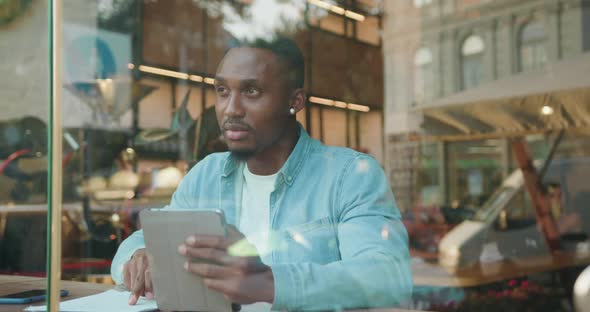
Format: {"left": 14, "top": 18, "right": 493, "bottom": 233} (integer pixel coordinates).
{"left": 511, "top": 138, "right": 561, "bottom": 253}
{"left": 47, "top": 0, "right": 63, "bottom": 311}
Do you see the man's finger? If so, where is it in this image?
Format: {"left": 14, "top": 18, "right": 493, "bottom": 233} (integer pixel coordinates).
{"left": 123, "top": 261, "right": 131, "bottom": 290}
{"left": 144, "top": 269, "right": 154, "bottom": 300}
{"left": 132, "top": 263, "right": 146, "bottom": 295}
{"left": 184, "top": 246, "right": 228, "bottom": 262}
{"left": 185, "top": 262, "right": 235, "bottom": 278}
{"left": 186, "top": 235, "right": 230, "bottom": 249}
{"left": 130, "top": 258, "right": 146, "bottom": 305}
{"left": 128, "top": 293, "right": 139, "bottom": 305}
{"left": 128, "top": 259, "right": 137, "bottom": 291}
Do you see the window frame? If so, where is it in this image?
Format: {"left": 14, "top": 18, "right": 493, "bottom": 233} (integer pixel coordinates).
{"left": 517, "top": 20, "right": 548, "bottom": 72}
{"left": 459, "top": 34, "right": 485, "bottom": 90}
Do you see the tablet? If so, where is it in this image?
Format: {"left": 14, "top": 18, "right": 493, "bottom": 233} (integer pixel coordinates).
{"left": 140, "top": 209, "right": 232, "bottom": 312}
{"left": 0, "top": 289, "right": 69, "bottom": 304}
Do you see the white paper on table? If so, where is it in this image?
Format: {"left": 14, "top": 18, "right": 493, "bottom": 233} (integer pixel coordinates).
{"left": 240, "top": 302, "right": 273, "bottom": 312}
{"left": 24, "top": 289, "right": 157, "bottom": 312}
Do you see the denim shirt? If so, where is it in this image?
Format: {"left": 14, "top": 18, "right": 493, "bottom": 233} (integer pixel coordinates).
{"left": 111, "top": 126, "right": 412, "bottom": 311}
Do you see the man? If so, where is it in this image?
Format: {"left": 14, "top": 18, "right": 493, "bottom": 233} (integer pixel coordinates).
{"left": 111, "top": 37, "right": 412, "bottom": 311}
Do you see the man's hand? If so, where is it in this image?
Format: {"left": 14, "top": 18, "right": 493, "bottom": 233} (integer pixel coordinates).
{"left": 123, "top": 248, "right": 154, "bottom": 305}
{"left": 178, "top": 226, "right": 275, "bottom": 304}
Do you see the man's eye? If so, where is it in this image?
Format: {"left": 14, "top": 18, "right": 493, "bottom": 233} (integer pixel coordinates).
{"left": 216, "top": 86, "right": 229, "bottom": 95}
{"left": 245, "top": 88, "right": 260, "bottom": 97}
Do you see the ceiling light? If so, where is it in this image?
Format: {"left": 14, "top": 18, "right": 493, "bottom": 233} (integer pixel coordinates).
{"left": 345, "top": 10, "right": 365, "bottom": 22}
{"left": 330, "top": 6, "right": 345, "bottom": 15}
{"left": 189, "top": 75, "right": 203, "bottom": 82}
{"left": 138, "top": 65, "right": 189, "bottom": 80}
{"left": 132, "top": 64, "right": 214, "bottom": 86}
{"left": 334, "top": 101, "right": 347, "bottom": 108}
{"left": 308, "top": 0, "right": 365, "bottom": 22}
{"left": 309, "top": 96, "right": 334, "bottom": 106}
{"left": 309, "top": 96, "right": 371, "bottom": 112}
{"left": 308, "top": 0, "right": 330, "bottom": 10}
{"left": 347, "top": 103, "right": 370, "bottom": 112}
{"left": 541, "top": 105, "right": 554, "bottom": 116}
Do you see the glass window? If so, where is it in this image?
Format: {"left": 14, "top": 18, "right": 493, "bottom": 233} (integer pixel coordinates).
{"left": 5, "top": 0, "right": 590, "bottom": 311}
{"left": 414, "top": 47, "right": 433, "bottom": 104}
{"left": 318, "top": 13, "right": 345, "bottom": 35}
{"left": 307, "top": 1, "right": 379, "bottom": 43}
{"left": 1, "top": 0, "right": 49, "bottom": 298}
{"left": 356, "top": 15, "right": 380, "bottom": 45}
{"left": 359, "top": 111, "right": 384, "bottom": 163}
{"left": 448, "top": 140, "right": 504, "bottom": 210}
{"left": 322, "top": 107, "right": 347, "bottom": 146}
{"left": 417, "top": 142, "right": 442, "bottom": 207}
{"left": 519, "top": 21, "right": 548, "bottom": 72}
{"left": 460, "top": 34, "right": 485, "bottom": 90}
{"left": 504, "top": 188, "right": 535, "bottom": 222}
{"left": 414, "top": 0, "right": 433, "bottom": 8}
{"left": 309, "top": 105, "right": 322, "bottom": 139}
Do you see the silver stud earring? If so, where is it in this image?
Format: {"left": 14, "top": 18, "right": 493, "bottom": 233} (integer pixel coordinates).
{"left": 289, "top": 108, "right": 296, "bottom": 115}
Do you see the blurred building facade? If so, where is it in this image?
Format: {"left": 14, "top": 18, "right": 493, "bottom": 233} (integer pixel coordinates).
{"left": 0, "top": 0, "right": 388, "bottom": 272}
{"left": 123, "top": 0, "right": 386, "bottom": 164}
{"left": 382, "top": 0, "right": 590, "bottom": 211}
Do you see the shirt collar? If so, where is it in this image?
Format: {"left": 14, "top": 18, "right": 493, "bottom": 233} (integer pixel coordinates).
{"left": 222, "top": 123, "right": 311, "bottom": 187}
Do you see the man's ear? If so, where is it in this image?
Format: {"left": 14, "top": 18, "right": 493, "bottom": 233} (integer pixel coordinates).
{"left": 290, "top": 88, "right": 307, "bottom": 113}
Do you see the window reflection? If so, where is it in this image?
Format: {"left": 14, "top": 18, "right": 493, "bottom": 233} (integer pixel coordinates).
{"left": 414, "top": 47, "right": 433, "bottom": 105}
{"left": 2, "top": 0, "right": 590, "bottom": 311}
{"left": 519, "top": 20, "right": 548, "bottom": 72}
{"left": 413, "top": 0, "right": 432, "bottom": 8}
{"left": 460, "top": 35, "right": 485, "bottom": 90}
{"left": 386, "top": 0, "right": 590, "bottom": 309}
{"left": 306, "top": 0, "right": 380, "bottom": 45}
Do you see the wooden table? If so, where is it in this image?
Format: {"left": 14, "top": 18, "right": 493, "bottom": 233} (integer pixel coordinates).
{"left": 0, "top": 199, "right": 169, "bottom": 214}
{"left": 0, "top": 275, "right": 111, "bottom": 311}
{"left": 0, "top": 275, "right": 424, "bottom": 312}
{"left": 412, "top": 251, "right": 590, "bottom": 288}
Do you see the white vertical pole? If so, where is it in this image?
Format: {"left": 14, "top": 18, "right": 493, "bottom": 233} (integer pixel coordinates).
{"left": 47, "top": 0, "right": 63, "bottom": 311}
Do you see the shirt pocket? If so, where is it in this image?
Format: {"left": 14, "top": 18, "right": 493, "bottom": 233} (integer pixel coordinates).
{"left": 275, "top": 217, "right": 340, "bottom": 264}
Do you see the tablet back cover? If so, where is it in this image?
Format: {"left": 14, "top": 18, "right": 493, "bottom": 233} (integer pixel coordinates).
{"left": 140, "top": 209, "right": 231, "bottom": 312}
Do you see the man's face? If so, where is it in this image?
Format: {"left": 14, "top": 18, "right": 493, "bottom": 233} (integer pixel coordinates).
{"left": 214, "top": 47, "right": 292, "bottom": 159}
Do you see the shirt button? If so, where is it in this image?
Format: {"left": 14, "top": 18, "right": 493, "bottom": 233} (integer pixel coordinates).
{"left": 287, "top": 176, "right": 292, "bottom": 182}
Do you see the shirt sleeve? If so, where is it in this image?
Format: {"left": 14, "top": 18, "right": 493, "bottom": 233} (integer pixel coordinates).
{"left": 110, "top": 229, "right": 145, "bottom": 285}
{"left": 271, "top": 155, "right": 413, "bottom": 311}
{"left": 110, "top": 160, "right": 204, "bottom": 285}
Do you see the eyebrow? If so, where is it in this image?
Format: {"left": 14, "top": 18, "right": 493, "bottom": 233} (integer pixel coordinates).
{"left": 214, "top": 76, "right": 261, "bottom": 88}
{"left": 239, "top": 79, "right": 261, "bottom": 87}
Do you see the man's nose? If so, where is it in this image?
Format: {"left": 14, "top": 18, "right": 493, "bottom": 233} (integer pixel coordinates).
{"left": 225, "top": 93, "right": 245, "bottom": 118}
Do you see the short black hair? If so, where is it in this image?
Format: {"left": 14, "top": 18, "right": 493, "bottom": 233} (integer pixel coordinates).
{"left": 226, "top": 36, "right": 305, "bottom": 90}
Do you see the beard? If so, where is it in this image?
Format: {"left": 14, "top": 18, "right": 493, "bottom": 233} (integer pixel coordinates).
{"left": 229, "top": 148, "right": 256, "bottom": 161}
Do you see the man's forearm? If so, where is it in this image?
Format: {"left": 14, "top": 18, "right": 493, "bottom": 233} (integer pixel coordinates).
{"left": 271, "top": 254, "right": 412, "bottom": 311}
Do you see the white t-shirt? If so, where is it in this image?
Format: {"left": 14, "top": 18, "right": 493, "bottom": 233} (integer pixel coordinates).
{"left": 239, "top": 164, "right": 277, "bottom": 312}
{"left": 239, "top": 164, "right": 277, "bottom": 258}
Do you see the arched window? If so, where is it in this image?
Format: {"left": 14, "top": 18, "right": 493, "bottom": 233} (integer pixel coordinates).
{"left": 460, "top": 35, "right": 485, "bottom": 90}
{"left": 519, "top": 21, "right": 547, "bottom": 72}
{"left": 414, "top": 0, "right": 433, "bottom": 8}
{"left": 414, "top": 47, "right": 433, "bottom": 104}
